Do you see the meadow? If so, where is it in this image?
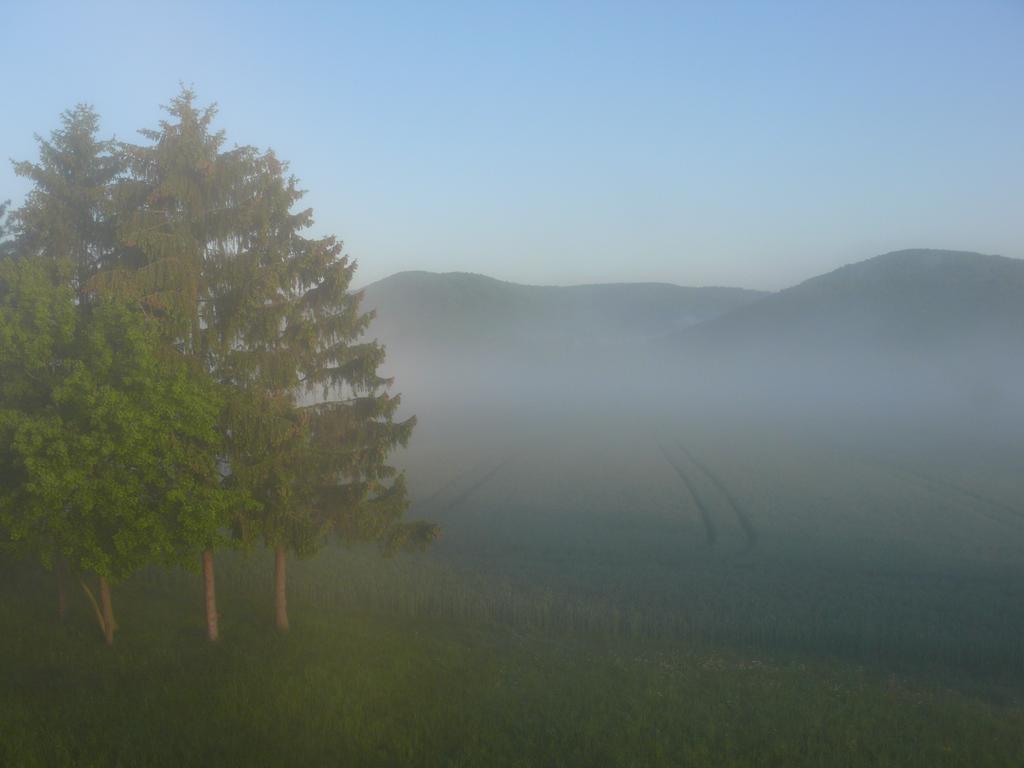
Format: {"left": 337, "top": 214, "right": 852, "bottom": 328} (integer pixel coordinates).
{"left": 5, "top": 402, "right": 1024, "bottom": 764}
{"left": 4, "top": 547, "right": 1024, "bottom": 767}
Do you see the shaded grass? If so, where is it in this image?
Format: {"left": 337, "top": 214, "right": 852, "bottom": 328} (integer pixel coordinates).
{"left": 2, "top": 558, "right": 1023, "bottom": 767}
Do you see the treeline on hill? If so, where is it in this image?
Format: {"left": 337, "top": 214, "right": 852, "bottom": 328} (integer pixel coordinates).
{"left": 0, "top": 90, "right": 437, "bottom": 646}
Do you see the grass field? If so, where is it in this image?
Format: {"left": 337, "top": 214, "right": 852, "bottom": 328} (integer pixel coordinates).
{"left": 5, "top": 404, "right": 1024, "bottom": 764}
{"left": 3, "top": 553, "right": 1024, "bottom": 767}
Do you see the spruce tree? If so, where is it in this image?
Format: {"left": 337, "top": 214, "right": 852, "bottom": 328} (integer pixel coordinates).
{"left": 11, "top": 105, "right": 122, "bottom": 293}
{"left": 94, "top": 90, "right": 261, "bottom": 640}
{"left": 125, "top": 104, "right": 438, "bottom": 632}
{"left": 11, "top": 97, "right": 253, "bottom": 639}
{"left": 89, "top": 89, "right": 434, "bottom": 634}
{"left": 195, "top": 140, "right": 439, "bottom": 630}
{"left": 217, "top": 156, "right": 437, "bottom": 628}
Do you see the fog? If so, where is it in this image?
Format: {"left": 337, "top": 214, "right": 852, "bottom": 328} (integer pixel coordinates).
{"left": 6, "top": 3, "right": 1024, "bottom": 761}
{"left": 350, "top": 250, "right": 1024, "bottom": 673}
{"left": 371, "top": 251, "right": 1024, "bottom": 441}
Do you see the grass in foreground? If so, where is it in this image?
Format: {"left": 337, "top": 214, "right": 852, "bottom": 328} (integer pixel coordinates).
{"left": 1, "top": 559, "right": 1022, "bottom": 767}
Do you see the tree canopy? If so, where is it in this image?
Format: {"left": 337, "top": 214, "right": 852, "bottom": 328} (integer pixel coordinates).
{"left": 0, "top": 258, "right": 235, "bottom": 643}
{"left": 0, "top": 89, "right": 434, "bottom": 641}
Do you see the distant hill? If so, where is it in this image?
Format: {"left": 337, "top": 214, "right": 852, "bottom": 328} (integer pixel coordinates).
{"left": 358, "top": 253, "right": 1024, "bottom": 413}
{"left": 361, "top": 270, "right": 765, "bottom": 363}
{"left": 665, "top": 249, "right": 1024, "bottom": 414}
{"left": 675, "top": 249, "right": 1024, "bottom": 360}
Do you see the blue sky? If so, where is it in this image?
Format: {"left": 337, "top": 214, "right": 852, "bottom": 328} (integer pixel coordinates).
{"left": 2, "top": 1, "right": 1022, "bottom": 290}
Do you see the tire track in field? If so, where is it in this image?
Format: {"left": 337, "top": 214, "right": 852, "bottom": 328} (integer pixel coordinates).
{"left": 658, "top": 443, "right": 718, "bottom": 547}
{"left": 416, "top": 450, "right": 518, "bottom": 513}
{"left": 817, "top": 442, "right": 1021, "bottom": 531}
{"left": 676, "top": 441, "right": 758, "bottom": 550}
{"left": 868, "top": 458, "right": 1023, "bottom": 527}
{"left": 442, "top": 455, "right": 515, "bottom": 512}
{"left": 416, "top": 472, "right": 466, "bottom": 511}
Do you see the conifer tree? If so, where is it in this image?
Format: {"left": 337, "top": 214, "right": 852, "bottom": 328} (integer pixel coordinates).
{"left": 14, "top": 90, "right": 434, "bottom": 638}
{"left": 84, "top": 89, "right": 434, "bottom": 634}
{"left": 217, "top": 157, "right": 437, "bottom": 628}
{"left": 11, "top": 105, "right": 122, "bottom": 293}
{"left": 9, "top": 99, "right": 249, "bottom": 638}
{"left": 165, "top": 108, "right": 437, "bottom": 632}
{"left": 93, "top": 90, "right": 261, "bottom": 641}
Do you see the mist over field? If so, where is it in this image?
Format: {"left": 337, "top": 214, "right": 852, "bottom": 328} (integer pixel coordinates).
{"left": 367, "top": 248, "right": 1024, "bottom": 434}
{"left": 4, "top": 2, "right": 1024, "bottom": 765}
{"left": 353, "top": 248, "right": 1024, "bottom": 678}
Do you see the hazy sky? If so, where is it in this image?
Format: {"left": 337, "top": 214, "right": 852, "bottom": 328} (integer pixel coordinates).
{"left": 2, "top": 1, "right": 1022, "bottom": 290}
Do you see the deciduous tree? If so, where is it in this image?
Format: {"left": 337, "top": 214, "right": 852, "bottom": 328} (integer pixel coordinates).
{"left": 5, "top": 106, "right": 123, "bottom": 617}
{"left": 0, "top": 259, "right": 232, "bottom": 645}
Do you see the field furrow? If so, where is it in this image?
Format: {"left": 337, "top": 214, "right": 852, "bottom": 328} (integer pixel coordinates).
{"left": 443, "top": 455, "right": 514, "bottom": 512}
{"left": 677, "top": 441, "right": 758, "bottom": 550}
{"left": 658, "top": 442, "right": 718, "bottom": 547}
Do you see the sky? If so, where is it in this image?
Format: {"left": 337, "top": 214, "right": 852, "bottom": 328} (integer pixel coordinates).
{"left": 1, "top": 0, "right": 1022, "bottom": 291}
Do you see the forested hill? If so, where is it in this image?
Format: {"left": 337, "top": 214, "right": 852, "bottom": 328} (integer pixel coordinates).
{"left": 673, "top": 249, "right": 1024, "bottom": 359}
{"left": 360, "top": 270, "right": 765, "bottom": 359}
{"left": 364, "top": 250, "right": 1024, "bottom": 365}
{"left": 361, "top": 251, "right": 1024, "bottom": 416}
{"left": 659, "top": 249, "right": 1024, "bottom": 417}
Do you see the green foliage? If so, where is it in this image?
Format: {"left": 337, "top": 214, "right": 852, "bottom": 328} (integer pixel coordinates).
{"left": 102, "top": 87, "right": 433, "bottom": 559}
{"left": 0, "top": 259, "right": 235, "bottom": 580}
{"left": 11, "top": 104, "right": 122, "bottom": 291}
{"left": 2, "top": 89, "right": 432, "bottom": 631}
{"left": 98, "top": 89, "right": 259, "bottom": 348}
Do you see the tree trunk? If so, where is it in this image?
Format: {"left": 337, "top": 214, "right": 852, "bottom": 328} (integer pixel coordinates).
{"left": 56, "top": 558, "right": 68, "bottom": 623}
{"left": 203, "top": 549, "right": 219, "bottom": 642}
{"left": 275, "top": 546, "right": 289, "bottom": 632}
{"left": 99, "top": 576, "right": 114, "bottom": 647}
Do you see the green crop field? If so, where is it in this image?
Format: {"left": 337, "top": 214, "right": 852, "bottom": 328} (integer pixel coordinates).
{"left": 4, "top": 547, "right": 1024, "bottom": 767}
{"left": 5, "top": 404, "right": 1024, "bottom": 764}
{"left": 396, "top": 405, "right": 1024, "bottom": 681}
